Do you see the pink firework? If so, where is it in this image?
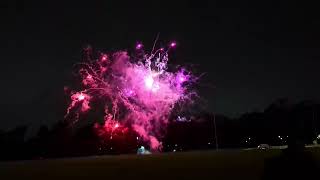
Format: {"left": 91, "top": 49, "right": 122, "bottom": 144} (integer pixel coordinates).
{"left": 65, "top": 41, "right": 195, "bottom": 151}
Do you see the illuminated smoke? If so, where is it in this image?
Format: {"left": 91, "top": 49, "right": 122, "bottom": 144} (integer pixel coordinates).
{"left": 65, "top": 41, "right": 196, "bottom": 151}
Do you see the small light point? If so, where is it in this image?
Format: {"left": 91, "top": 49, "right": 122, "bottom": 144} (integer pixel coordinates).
{"left": 170, "top": 42, "right": 176, "bottom": 48}
{"left": 136, "top": 43, "right": 143, "bottom": 50}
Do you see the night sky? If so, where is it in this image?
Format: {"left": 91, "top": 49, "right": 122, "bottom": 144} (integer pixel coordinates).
{"left": 1, "top": 1, "right": 320, "bottom": 130}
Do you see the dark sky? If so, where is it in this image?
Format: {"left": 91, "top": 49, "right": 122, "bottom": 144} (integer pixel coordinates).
{"left": 1, "top": 0, "right": 320, "bottom": 130}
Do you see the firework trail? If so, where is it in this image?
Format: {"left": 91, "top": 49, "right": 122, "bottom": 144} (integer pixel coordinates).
{"left": 65, "top": 41, "right": 196, "bottom": 151}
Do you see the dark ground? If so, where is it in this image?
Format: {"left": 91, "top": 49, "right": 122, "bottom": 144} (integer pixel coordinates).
{"left": 1, "top": 148, "right": 319, "bottom": 180}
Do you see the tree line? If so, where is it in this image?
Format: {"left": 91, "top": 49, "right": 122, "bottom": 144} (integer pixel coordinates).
{"left": 1, "top": 98, "right": 319, "bottom": 161}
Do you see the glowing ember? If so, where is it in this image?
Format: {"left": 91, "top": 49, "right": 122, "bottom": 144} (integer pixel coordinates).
{"left": 65, "top": 40, "right": 196, "bottom": 151}
{"left": 86, "top": 75, "right": 92, "bottom": 80}
{"left": 78, "top": 94, "right": 85, "bottom": 100}
{"left": 101, "top": 54, "right": 108, "bottom": 61}
{"left": 136, "top": 43, "right": 143, "bottom": 50}
{"left": 114, "top": 123, "right": 119, "bottom": 128}
{"left": 170, "top": 42, "right": 176, "bottom": 48}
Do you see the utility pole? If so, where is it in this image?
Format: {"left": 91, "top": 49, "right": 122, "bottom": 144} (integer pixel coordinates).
{"left": 212, "top": 113, "right": 219, "bottom": 150}
{"left": 313, "top": 108, "right": 318, "bottom": 137}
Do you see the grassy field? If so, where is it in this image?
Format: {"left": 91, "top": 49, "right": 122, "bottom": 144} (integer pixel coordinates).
{"left": 1, "top": 148, "right": 319, "bottom": 180}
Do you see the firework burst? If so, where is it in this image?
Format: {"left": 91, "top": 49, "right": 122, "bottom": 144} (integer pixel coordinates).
{"left": 65, "top": 41, "right": 196, "bottom": 151}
